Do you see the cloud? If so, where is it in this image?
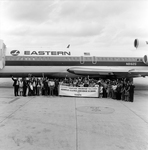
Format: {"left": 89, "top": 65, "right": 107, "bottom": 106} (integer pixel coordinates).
{"left": 1, "top": 0, "right": 148, "bottom": 56}
{"left": 2, "top": 1, "right": 58, "bottom": 23}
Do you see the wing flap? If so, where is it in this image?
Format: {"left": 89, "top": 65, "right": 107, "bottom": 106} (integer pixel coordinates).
{"left": 128, "top": 69, "right": 148, "bottom": 77}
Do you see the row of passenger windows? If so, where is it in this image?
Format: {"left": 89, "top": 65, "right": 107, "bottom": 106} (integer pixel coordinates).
{"left": 6, "top": 56, "right": 142, "bottom": 62}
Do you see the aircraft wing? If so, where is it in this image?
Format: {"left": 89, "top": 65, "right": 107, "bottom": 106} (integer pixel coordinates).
{"left": 67, "top": 67, "right": 148, "bottom": 78}
{"left": 128, "top": 69, "right": 148, "bottom": 77}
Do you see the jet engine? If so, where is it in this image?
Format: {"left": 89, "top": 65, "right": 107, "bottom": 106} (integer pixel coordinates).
{"left": 134, "top": 39, "right": 148, "bottom": 48}
{"left": 143, "top": 55, "right": 148, "bottom": 65}
{"left": 0, "top": 40, "right": 6, "bottom": 69}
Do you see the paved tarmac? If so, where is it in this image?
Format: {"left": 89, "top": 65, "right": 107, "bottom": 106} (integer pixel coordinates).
{"left": 0, "top": 78, "right": 148, "bottom": 150}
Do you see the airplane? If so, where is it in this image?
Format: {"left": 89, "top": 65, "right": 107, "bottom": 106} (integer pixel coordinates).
{"left": 0, "top": 39, "right": 148, "bottom": 79}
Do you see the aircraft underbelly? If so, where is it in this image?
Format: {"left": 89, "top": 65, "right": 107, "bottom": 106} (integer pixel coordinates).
{"left": 0, "top": 66, "right": 68, "bottom": 73}
{"left": 0, "top": 66, "right": 142, "bottom": 72}
{"left": 0, "top": 66, "right": 148, "bottom": 78}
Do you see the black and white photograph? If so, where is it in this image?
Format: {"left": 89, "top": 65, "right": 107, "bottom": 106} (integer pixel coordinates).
{"left": 0, "top": 0, "right": 148, "bottom": 149}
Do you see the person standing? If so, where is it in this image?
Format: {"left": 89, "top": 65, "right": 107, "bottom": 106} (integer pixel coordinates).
{"left": 33, "top": 78, "right": 37, "bottom": 96}
{"left": 112, "top": 82, "right": 117, "bottom": 99}
{"left": 36, "top": 79, "right": 41, "bottom": 96}
{"left": 54, "top": 79, "right": 59, "bottom": 96}
{"left": 23, "top": 78, "right": 27, "bottom": 97}
{"left": 116, "top": 83, "right": 121, "bottom": 100}
{"left": 121, "top": 84, "right": 125, "bottom": 100}
{"left": 50, "top": 79, "right": 55, "bottom": 96}
{"left": 102, "top": 81, "right": 107, "bottom": 98}
{"left": 129, "top": 82, "right": 135, "bottom": 102}
{"left": 28, "top": 81, "right": 34, "bottom": 96}
{"left": 19, "top": 78, "right": 23, "bottom": 96}
{"left": 99, "top": 84, "right": 103, "bottom": 98}
{"left": 95, "top": 82, "right": 100, "bottom": 98}
{"left": 124, "top": 83, "right": 130, "bottom": 101}
{"left": 107, "top": 81, "right": 112, "bottom": 98}
{"left": 48, "top": 79, "right": 52, "bottom": 95}
{"left": 44, "top": 78, "right": 49, "bottom": 96}
{"left": 12, "top": 76, "right": 19, "bottom": 96}
{"left": 40, "top": 78, "right": 44, "bottom": 95}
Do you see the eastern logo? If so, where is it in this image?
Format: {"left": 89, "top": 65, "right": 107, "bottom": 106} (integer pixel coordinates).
{"left": 10, "top": 50, "right": 20, "bottom": 56}
{"left": 24, "top": 51, "right": 71, "bottom": 55}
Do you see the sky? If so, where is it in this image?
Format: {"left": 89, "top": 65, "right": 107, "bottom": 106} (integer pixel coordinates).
{"left": 0, "top": 0, "right": 148, "bottom": 56}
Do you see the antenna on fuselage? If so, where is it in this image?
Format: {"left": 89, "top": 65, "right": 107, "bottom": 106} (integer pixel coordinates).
{"left": 67, "top": 44, "right": 70, "bottom": 48}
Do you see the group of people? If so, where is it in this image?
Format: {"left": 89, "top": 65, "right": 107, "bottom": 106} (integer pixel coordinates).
{"left": 59, "top": 77, "right": 135, "bottom": 102}
{"left": 12, "top": 76, "right": 59, "bottom": 97}
{"left": 12, "top": 76, "right": 135, "bottom": 102}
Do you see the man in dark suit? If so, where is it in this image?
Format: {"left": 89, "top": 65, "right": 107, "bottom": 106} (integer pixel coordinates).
{"left": 129, "top": 82, "right": 135, "bottom": 102}
{"left": 12, "top": 76, "right": 19, "bottom": 96}
{"left": 23, "top": 78, "right": 28, "bottom": 97}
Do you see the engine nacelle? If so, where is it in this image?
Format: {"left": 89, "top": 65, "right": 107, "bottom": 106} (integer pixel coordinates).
{"left": 143, "top": 55, "right": 148, "bottom": 65}
{"left": 134, "top": 39, "right": 148, "bottom": 48}
{"left": 0, "top": 40, "right": 6, "bottom": 69}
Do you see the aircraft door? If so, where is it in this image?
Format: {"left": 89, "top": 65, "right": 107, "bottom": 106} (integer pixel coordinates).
{"left": 92, "top": 56, "right": 97, "bottom": 64}
{"left": 0, "top": 40, "right": 6, "bottom": 69}
{"left": 80, "top": 56, "right": 84, "bottom": 64}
